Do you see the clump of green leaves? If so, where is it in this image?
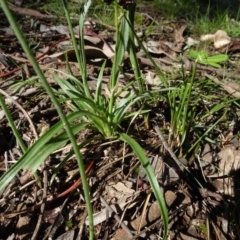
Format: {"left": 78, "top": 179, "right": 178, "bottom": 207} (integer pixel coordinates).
{"left": 0, "top": 0, "right": 169, "bottom": 239}
{"left": 188, "top": 49, "right": 228, "bottom": 68}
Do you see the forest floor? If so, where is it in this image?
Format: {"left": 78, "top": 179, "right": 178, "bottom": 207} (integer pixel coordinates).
{"left": 0, "top": 0, "right": 240, "bottom": 239}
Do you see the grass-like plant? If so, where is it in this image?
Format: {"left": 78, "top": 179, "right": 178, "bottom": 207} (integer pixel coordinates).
{"left": 57, "top": 0, "right": 169, "bottom": 237}
{"left": 167, "top": 65, "right": 197, "bottom": 152}
{"left": 0, "top": 0, "right": 169, "bottom": 239}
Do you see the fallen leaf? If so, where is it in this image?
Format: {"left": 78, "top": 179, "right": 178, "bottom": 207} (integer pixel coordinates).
{"left": 218, "top": 145, "right": 240, "bottom": 176}
{"left": 145, "top": 71, "right": 162, "bottom": 85}
{"left": 112, "top": 228, "right": 132, "bottom": 240}
{"left": 106, "top": 181, "right": 135, "bottom": 199}
{"left": 48, "top": 45, "right": 114, "bottom": 62}
{"left": 130, "top": 201, "right": 161, "bottom": 230}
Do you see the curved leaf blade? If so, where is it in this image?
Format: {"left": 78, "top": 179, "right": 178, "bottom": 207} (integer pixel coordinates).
{"left": 119, "top": 133, "right": 168, "bottom": 239}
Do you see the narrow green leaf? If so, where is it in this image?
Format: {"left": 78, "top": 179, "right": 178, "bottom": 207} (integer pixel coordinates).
{"left": 96, "top": 60, "right": 107, "bottom": 105}
{"left": 0, "top": 113, "right": 88, "bottom": 192}
{"left": 119, "top": 133, "right": 168, "bottom": 239}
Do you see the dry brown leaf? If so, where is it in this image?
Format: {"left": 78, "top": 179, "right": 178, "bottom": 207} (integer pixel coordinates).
{"left": 84, "top": 35, "right": 102, "bottom": 45}
{"left": 145, "top": 71, "right": 162, "bottom": 85}
{"left": 130, "top": 201, "right": 161, "bottom": 230}
{"left": 106, "top": 181, "right": 135, "bottom": 199}
{"left": 205, "top": 73, "right": 240, "bottom": 98}
{"left": 218, "top": 146, "right": 240, "bottom": 176}
{"left": 48, "top": 45, "right": 114, "bottom": 61}
{"left": 111, "top": 229, "right": 132, "bottom": 240}
{"left": 174, "top": 24, "right": 187, "bottom": 43}
{"left": 206, "top": 144, "right": 240, "bottom": 197}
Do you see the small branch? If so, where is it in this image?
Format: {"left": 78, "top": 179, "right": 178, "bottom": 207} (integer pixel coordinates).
{"left": 0, "top": 179, "right": 37, "bottom": 204}
{"left": 31, "top": 164, "right": 48, "bottom": 240}
{"left": 0, "top": 89, "right": 38, "bottom": 140}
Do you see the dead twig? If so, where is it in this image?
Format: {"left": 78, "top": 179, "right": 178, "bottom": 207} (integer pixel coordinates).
{"left": 31, "top": 163, "right": 48, "bottom": 240}
{"left": 0, "top": 179, "right": 37, "bottom": 205}
{"left": 0, "top": 89, "right": 38, "bottom": 140}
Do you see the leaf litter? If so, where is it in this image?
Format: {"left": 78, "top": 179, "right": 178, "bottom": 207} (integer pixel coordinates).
{"left": 0, "top": 1, "right": 240, "bottom": 240}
